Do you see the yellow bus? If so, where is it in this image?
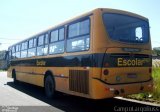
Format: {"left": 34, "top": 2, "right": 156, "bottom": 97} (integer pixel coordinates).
{"left": 7, "top": 8, "right": 153, "bottom": 99}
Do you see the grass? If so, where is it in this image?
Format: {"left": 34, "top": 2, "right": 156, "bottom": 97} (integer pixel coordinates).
{"left": 152, "top": 68, "right": 160, "bottom": 100}
{"left": 127, "top": 62, "right": 160, "bottom": 104}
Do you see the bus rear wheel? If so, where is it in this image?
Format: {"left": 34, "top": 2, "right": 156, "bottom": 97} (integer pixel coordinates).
{"left": 12, "top": 70, "right": 18, "bottom": 84}
{"left": 45, "top": 75, "right": 55, "bottom": 98}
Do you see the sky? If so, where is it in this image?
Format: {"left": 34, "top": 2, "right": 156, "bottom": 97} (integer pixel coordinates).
{"left": 0, "top": 0, "right": 160, "bottom": 51}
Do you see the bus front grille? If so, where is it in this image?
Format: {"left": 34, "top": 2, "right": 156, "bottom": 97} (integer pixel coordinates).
{"left": 69, "top": 70, "right": 89, "bottom": 94}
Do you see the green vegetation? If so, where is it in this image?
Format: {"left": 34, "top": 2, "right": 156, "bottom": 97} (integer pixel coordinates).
{"left": 151, "top": 68, "right": 160, "bottom": 100}
{"left": 127, "top": 67, "right": 160, "bottom": 104}
{"left": 153, "top": 47, "right": 160, "bottom": 56}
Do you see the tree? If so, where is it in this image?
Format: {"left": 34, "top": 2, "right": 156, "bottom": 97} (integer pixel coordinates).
{"left": 153, "top": 47, "right": 160, "bottom": 56}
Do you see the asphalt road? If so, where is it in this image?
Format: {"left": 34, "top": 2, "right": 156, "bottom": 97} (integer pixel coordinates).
{"left": 0, "top": 71, "right": 159, "bottom": 112}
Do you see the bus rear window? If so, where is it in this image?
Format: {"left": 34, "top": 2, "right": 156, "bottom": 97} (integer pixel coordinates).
{"left": 103, "top": 13, "right": 149, "bottom": 43}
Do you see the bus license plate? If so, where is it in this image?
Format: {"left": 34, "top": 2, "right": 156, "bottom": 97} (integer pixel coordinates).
{"left": 127, "top": 73, "right": 137, "bottom": 78}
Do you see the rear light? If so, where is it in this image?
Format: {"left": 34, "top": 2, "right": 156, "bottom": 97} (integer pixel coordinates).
{"left": 103, "top": 69, "right": 109, "bottom": 75}
{"left": 149, "top": 68, "right": 152, "bottom": 73}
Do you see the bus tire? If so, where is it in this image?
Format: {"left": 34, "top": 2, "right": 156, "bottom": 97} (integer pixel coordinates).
{"left": 44, "top": 75, "right": 55, "bottom": 98}
{"left": 12, "top": 70, "right": 18, "bottom": 84}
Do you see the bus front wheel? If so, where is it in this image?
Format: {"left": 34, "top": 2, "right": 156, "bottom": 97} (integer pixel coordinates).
{"left": 44, "top": 75, "right": 55, "bottom": 98}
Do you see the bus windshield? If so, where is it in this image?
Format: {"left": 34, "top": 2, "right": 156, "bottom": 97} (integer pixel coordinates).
{"left": 103, "top": 13, "right": 149, "bottom": 43}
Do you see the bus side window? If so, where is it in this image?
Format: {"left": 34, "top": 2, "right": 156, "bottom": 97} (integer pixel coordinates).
{"left": 15, "top": 44, "right": 20, "bottom": 58}
{"left": 67, "top": 18, "right": 90, "bottom": 52}
{"left": 33, "top": 38, "right": 37, "bottom": 47}
{"left": 59, "top": 28, "right": 64, "bottom": 41}
{"left": 12, "top": 46, "right": 16, "bottom": 59}
{"left": 49, "top": 28, "right": 65, "bottom": 54}
{"left": 37, "top": 35, "right": 44, "bottom": 56}
{"left": 44, "top": 34, "right": 49, "bottom": 55}
{"left": 50, "top": 30, "right": 58, "bottom": 42}
{"left": 37, "top": 34, "right": 48, "bottom": 56}
{"left": 8, "top": 48, "right": 12, "bottom": 60}
{"left": 28, "top": 38, "right": 36, "bottom": 57}
{"left": 21, "top": 41, "right": 28, "bottom": 58}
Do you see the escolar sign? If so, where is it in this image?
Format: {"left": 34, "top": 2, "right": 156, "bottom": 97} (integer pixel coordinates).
{"left": 117, "top": 58, "right": 150, "bottom": 67}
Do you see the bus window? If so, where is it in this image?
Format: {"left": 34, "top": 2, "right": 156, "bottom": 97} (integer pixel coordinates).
{"left": 8, "top": 48, "right": 12, "bottom": 60}
{"left": 67, "top": 35, "right": 90, "bottom": 52}
{"left": 38, "top": 35, "right": 44, "bottom": 46}
{"left": 16, "top": 44, "right": 20, "bottom": 52}
{"left": 33, "top": 38, "right": 37, "bottom": 47}
{"left": 45, "top": 34, "right": 49, "bottom": 44}
{"left": 68, "top": 19, "right": 89, "bottom": 38}
{"left": 29, "top": 39, "right": 34, "bottom": 48}
{"left": 67, "top": 18, "right": 90, "bottom": 52}
{"left": 44, "top": 34, "right": 49, "bottom": 55}
{"left": 37, "top": 34, "right": 48, "bottom": 56}
{"left": 21, "top": 41, "right": 28, "bottom": 58}
{"left": 80, "top": 19, "right": 90, "bottom": 35}
{"left": 59, "top": 28, "right": 64, "bottom": 40}
{"left": 21, "top": 41, "right": 28, "bottom": 50}
{"left": 15, "top": 44, "right": 21, "bottom": 58}
{"left": 28, "top": 48, "right": 36, "bottom": 57}
{"left": 49, "top": 41, "right": 64, "bottom": 54}
{"left": 28, "top": 38, "right": 36, "bottom": 57}
{"left": 51, "top": 30, "right": 58, "bottom": 42}
{"left": 103, "top": 13, "right": 149, "bottom": 43}
{"left": 11, "top": 46, "right": 16, "bottom": 59}
{"left": 49, "top": 28, "right": 65, "bottom": 54}
{"left": 12, "top": 46, "right": 15, "bottom": 53}
{"left": 37, "top": 35, "right": 44, "bottom": 56}
{"left": 21, "top": 50, "right": 27, "bottom": 58}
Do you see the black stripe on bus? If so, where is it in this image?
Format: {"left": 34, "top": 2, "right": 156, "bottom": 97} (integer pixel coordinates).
{"left": 11, "top": 53, "right": 100, "bottom": 67}
{"left": 10, "top": 53, "right": 152, "bottom": 68}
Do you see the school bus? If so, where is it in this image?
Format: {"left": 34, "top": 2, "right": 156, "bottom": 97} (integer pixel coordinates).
{"left": 7, "top": 8, "right": 153, "bottom": 99}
